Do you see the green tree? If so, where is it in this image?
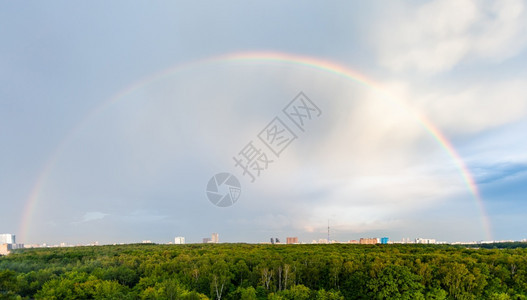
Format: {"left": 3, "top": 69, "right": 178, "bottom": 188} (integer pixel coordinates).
{"left": 425, "top": 288, "right": 447, "bottom": 300}
{"left": 440, "top": 262, "right": 476, "bottom": 299}
{"left": 234, "top": 286, "right": 257, "bottom": 300}
{"left": 316, "top": 289, "right": 345, "bottom": 300}
{"left": 210, "top": 260, "right": 231, "bottom": 300}
{"left": 367, "top": 265, "right": 425, "bottom": 299}
{"left": 0, "top": 270, "right": 19, "bottom": 299}
{"left": 488, "top": 293, "right": 511, "bottom": 300}
{"left": 233, "top": 260, "right": 250, "bottom": 287}
{"left": 282, "top": 284, "right": 311, "bottom": 300}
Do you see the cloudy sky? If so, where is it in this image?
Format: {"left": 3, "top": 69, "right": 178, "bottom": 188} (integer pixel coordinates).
{"left": 1, "top": 1, "right": 526, "bottom": 245}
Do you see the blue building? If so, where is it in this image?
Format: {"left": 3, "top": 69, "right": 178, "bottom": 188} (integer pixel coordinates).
{"left": 380, "top": 237, "right": 389, "bottom": 244}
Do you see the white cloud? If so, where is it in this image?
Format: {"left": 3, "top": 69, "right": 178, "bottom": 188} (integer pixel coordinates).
{"left": 376, "top": 0, "right": 527, "bottom": 73}
{"left": 384, "top": 79, "right": 527, "bottom": 136}
{"left": 422, "top": 80, "right": 527, "bottom": 134}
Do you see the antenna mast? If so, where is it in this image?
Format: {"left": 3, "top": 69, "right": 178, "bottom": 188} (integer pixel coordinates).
{"left": 327, "top": 219, "right": 330, "bottom": 244}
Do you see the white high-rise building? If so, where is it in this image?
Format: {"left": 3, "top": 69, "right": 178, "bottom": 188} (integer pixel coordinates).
{"left": 174, "top": 237, "right": 185, "bottom": 244}
{"left": 211, "top": 233, "right": 219, "bottom": 244}
{"left": 0, "top": 234, "right": 15, "bottom": 244}
{"left": 415, "top": 238, "right": 436, "bottom": 244}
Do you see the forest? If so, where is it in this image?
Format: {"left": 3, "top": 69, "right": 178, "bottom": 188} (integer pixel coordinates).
{"left": 1, "top": 243, "right": 527, "bottom": 299}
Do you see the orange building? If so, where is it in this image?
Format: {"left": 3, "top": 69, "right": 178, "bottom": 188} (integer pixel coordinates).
{"left": 0, "top": 244, "right": 12, "bottom": 255}
{"left": 359, "top": 238, "right": 378, "bottom": 244}
{"left": 286, "top": 237, "right": 299, "bottom": 244}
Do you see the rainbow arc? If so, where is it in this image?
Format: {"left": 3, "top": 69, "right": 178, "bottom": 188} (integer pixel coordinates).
{"left": 19, "top": 51, "right": 492, "bottom": 242}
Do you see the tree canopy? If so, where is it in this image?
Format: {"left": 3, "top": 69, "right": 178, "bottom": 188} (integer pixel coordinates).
{"left": 1, "top": 243, "right": 527, "bottom": 299}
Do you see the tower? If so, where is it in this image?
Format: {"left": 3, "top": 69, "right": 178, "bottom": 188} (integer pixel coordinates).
{"left": 327, "top": 219, "right": 330, "bottom": 244}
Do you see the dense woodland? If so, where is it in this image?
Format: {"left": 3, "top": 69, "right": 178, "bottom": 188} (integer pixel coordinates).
{"left": 1, "top": 243, "right": 527, "bottom": 299}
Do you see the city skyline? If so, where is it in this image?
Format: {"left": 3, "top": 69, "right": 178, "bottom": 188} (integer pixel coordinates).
{"left": 3, "top": 230, "right": 526, "bottom": 248}
{"left": 1, "top": 1, "right": 527, "bottom": 245}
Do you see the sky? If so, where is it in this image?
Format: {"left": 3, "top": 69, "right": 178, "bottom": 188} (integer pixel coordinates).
{"left": 1, "top": 1, "right": 526, "bottom": 245}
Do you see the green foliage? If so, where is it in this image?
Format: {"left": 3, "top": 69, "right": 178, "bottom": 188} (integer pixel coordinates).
{"left": 282, "top": 284, "right": 311, "bottom": 300}
{"left": 425, "top": 288, "right": 447, "bottom": 300}
{"left": 367, "top": 265, "right": 424, "bottom": 299}
{"left": 233, "top": 286, "right": 257, "bottom": 300}
{"left": 315, "top": 289, "right": 344, "bottom": 300}
{"left": 1, "top": 243, "right": 527, "bottom": 299}
{"left": 0, "top": 270, "right": 20, "bottom": 299}
{"left": 34, "top": 271, "right": 131, "bottom": 299}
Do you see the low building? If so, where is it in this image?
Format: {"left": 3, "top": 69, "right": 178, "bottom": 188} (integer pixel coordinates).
{"left": 360, "top": 238, "right": 378, "bottom": 245}
{"left": 0, "top": 243, "right": 12, "bottom": 255}
{"left": 415, "top": 238, "right": 436, "bottom": 244}
{"left": 286, "top": 237, "right": 299, "bottom": 244}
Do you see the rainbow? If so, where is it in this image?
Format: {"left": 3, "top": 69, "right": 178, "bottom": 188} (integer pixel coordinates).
{"left": 19, "top": 51, "right": 493, "bottom": 242}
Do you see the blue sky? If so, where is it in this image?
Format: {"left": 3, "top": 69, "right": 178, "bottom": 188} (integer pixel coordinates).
{"left": 1, "top": 1, "right": 526, "bottom": 245}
